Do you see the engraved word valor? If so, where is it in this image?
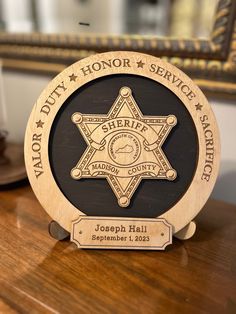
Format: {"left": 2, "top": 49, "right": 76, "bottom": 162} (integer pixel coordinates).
{"left": 71, "top": 86, "right": 177, "bottom": 207}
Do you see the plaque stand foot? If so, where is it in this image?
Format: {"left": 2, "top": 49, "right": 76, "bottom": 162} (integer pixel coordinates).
{"left": 174, "top": 221, "right": 196, "bottom": 240}
{"left": 48, "top": 221, "right": 70, "bottom": 240}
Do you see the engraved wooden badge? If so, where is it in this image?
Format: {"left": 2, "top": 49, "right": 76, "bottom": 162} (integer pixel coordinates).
{"left": 24, "top": 51, "right": 220, "bottom": 249}
{"left": 70, "top": 86, "right": 177, "bottom": 207}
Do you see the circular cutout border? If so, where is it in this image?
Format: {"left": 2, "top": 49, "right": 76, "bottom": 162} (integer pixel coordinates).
{"left": 24, "top": 51, "right": 220, "bottom": 233}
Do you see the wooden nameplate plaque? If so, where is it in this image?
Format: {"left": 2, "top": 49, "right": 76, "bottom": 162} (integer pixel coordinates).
{"left": 24, "top": 51, "right": 220, "bottom": 250}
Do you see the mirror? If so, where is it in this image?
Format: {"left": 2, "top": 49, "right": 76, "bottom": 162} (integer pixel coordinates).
{"left": 0, "top": 0, "right": 218, "bottom": 38}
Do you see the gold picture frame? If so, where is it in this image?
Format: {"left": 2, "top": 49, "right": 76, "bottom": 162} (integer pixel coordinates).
{"left": 0, "top": 0, "right": 235, "bottom": 95}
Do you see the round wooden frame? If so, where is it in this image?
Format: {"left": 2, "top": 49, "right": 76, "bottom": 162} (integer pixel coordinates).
{"left": 24, "top": 51, "right": 220, "bottom": 233}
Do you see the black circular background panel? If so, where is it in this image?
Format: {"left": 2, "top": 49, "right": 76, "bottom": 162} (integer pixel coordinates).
{"left": 49, "top": 74, "right": 198, "bottom": 217}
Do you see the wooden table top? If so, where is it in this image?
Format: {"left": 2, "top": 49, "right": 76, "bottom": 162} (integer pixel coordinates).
{"left": 0, "top": 183, "right": 236, "bottom": 314}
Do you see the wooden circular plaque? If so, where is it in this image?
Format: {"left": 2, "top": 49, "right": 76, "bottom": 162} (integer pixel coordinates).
{"left": 24, "top": 51, "right": 220, "bottom": 235}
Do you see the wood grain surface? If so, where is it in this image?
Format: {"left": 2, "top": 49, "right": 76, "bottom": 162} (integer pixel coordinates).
{"left": 0, "top": 184, "right": 235, "bottom": 313}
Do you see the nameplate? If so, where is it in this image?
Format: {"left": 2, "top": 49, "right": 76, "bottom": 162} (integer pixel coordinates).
{"left": 71, "top": 216, "right": 172, "bottom": 250}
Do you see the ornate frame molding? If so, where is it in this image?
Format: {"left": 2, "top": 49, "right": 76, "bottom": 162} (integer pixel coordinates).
{"left": 0, "top": 0, "right": 235, "bottom": 94}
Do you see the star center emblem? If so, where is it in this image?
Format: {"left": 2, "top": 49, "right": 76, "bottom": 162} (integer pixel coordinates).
{"left": 71, "top": 86, "right": 177, "bottom": 207}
